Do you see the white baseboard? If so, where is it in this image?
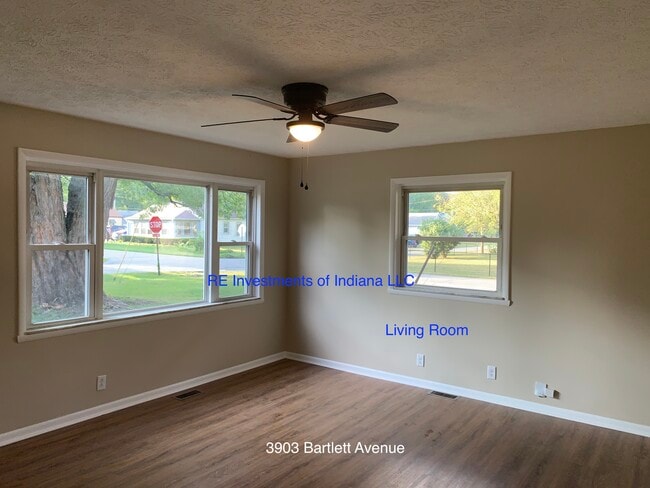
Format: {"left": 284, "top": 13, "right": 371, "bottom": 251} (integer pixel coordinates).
{"left": 0, "top": 352, "right": 285, "bottom": 448}
{"left": 2, "top": 350, "right": 648, "bottom": 448}
{"left": 285, "top": 352, "right": 650, "bottom": 438}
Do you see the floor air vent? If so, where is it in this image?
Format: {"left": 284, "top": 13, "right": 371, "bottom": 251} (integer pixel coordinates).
{"left": 176, "top": 390, "right": 202, "bottom": 400}
{"left": 428, "top": 390, "right": 458, "bottom": 399}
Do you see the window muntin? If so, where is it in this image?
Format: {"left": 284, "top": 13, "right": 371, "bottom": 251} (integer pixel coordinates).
{"left": 19, "top": 150, "right": 263, "bottom": 337}
{"left": 391, "top": 173, "right": 511, "bottom": 303}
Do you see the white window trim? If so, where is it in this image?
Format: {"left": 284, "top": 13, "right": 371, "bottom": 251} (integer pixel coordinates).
{"left": 17, "top": 148, "right": 265, "bottom": 341}
{"left": 388, "top": 172, "right": 512, "bottom": 305}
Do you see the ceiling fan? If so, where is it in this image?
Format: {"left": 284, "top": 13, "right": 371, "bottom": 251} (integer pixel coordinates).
{"left": 202, "top": 83, "right": 399, "bottom": 143}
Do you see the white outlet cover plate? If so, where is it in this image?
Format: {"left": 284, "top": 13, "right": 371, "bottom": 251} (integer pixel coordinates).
{"left": 487, "top": 365, "right": 497, "bottom": 380}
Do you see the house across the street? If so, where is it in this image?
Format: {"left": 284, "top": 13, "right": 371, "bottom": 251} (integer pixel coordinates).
{"left": 126, "top": 203, "right": 202, "bottom": 239}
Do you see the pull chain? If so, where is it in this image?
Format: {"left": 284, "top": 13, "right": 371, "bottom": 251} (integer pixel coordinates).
{"left": 299, "top": 143, "right": 310, "bottom": 190}
{"left": 305, "top": 143, "right": 309, "bottom": 190}
{"left": 300, "top": 156, "right": 304, "bottom": 188}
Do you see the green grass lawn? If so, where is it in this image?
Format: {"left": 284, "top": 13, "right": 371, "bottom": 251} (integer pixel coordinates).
{"left": 33, "top": 271, "right": 247, "bottom": 322}
{"left": 104, "top": 271, "right": 204, "bottom": 304}
{"left": 407, "top": 251, "right": 498, "bottom": 278}
{"left": 104, "top": 241, "right": 202, "bottom": 257}
{"left": 103, "top": 271, "right": 246, "bottom": 313}
{"left": 104, "top": 241, "right": 247, "bottom": 259}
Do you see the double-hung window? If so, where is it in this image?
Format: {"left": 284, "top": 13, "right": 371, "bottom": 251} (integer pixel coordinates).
{"left": 215, "top": 189, "right": 254, "bottom": 299}
{"left": 389, "top": 172, "right": 511, "bottom": 304}
{"left": 18, "top": 149, "right": 264, "bottom": 339}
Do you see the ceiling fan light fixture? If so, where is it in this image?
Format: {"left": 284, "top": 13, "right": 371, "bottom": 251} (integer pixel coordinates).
{"left": 287, "top": 120, "right": 324, "bottom": 142}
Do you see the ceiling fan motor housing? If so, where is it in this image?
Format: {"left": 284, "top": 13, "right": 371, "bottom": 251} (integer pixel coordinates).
{"left": 282, "top": 83, "right": 328, "bottom": 115}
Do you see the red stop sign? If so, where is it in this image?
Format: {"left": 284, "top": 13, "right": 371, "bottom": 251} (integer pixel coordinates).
{"left": 149, "top": 216, "right": 163, "bottom": 234}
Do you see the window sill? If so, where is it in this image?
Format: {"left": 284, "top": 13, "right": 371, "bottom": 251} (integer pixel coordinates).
{"left": 388, "top": 287, "right": 512, "bottom": 306}
{"left": 17, "top": 297, "right": 263, "bottom": 342}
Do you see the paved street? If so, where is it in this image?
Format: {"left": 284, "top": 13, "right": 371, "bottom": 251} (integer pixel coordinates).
{"left": 103, "top": 250, "right": 245, "bottom": 274}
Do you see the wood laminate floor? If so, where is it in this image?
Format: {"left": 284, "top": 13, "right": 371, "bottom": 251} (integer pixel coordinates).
{"left": 0, "top": 360, "right": 648, "bottom": 487}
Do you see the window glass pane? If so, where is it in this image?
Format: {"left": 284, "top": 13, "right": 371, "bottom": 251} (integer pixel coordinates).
{"left": 31, "top": 250, "right": 89, "bottom": 326}
{"left": 219, "top": 245, "right": 249, "bottom": 298}
{"left": 218, "top": 190, "right": 248, "bottom": 242}
{"left": 406, "top": 240, "right": 498, "bottom": 291}
{"left": 103, "top": 177, "right": 206, "bottom": 314}
{"left": 407, "top": 189, "right": 501, "bottom": 238}
{"left": 29, "top": 172, "right": 89, "bottom": 244}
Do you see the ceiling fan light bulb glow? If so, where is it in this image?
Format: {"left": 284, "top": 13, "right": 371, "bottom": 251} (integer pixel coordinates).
{"left": 287, "top": 121, "right": 324, "bottom": 142}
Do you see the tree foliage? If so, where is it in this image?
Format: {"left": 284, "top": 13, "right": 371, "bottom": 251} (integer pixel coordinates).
{"left": 112, "top": 179, "right": 205, "bottom": 215}
{"left": 441, "top": 190, "right": 500, "bottom": 237}
{"left": 418, "top": 219, "right": 463, "bottom": 259}
{"left": 111, "top": 179, "right": 246, "bottom": 219}
{"left": 408, "top": 192, "right": 449, "bottom": 213}
{"left": 218, "top": 190, "right": 247, "bottom": 220}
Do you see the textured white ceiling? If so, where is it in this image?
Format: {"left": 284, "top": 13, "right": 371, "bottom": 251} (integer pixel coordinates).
{"left": 1, "top": 1, "right": 648, "bottom": 157}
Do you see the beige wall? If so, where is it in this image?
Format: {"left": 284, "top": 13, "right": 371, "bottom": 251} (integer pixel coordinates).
{"left": 0, "top": 103, "right": 288, "bottom": 434}
{"left": 287, "top": 125, "right": 650, "bottom": 426}
{"left": 2, "top": 102, "right": 648, "bottom": 436}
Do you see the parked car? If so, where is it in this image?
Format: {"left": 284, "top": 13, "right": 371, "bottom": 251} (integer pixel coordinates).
{"left": 106, "top": 225, "right": 127, "bottom": 240}
{"left": 407, "top": 235, "right": 422, "bottom": 248}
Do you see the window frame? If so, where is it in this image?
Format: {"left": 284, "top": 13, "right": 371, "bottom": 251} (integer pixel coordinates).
{"left": 18, "top": 148, "right": 265, "bottom": 341}
{"left": 27, "top": 169, "right": 96, "bottom": 327}
{"left": 213, "top": 187, "right": 256, "bottom": 303}
{"left": 389, "top": 172, "right": 512, "bottom": 305}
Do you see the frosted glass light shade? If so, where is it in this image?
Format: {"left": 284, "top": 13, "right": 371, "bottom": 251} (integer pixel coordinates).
{"left": 287, "top": 121, "right": 324, "bottom": 142}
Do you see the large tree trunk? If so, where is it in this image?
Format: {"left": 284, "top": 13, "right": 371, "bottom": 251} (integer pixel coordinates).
{"left": 30, "top": 174, "right": 117, "bottom": 318}
{"left": 29, "top": 173, "right": 66, "bottom": 244}
{"left": 65, "top": 176, "right": 87, "bottom": 243}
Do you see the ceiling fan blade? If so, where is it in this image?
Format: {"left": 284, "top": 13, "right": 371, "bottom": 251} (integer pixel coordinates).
{"left": 201, "top": 117, "right": 290, "bottom": 128}
{"left": 319, "top": 93, "right": 397, "bottom": 115}
{"left": 326, "top": 115, "right": 399, "bottom": 132}
{"left": 286, "top": 134, "right": 298, "bottom": 143}
{"left": 232, "top": 94, "right": 296, "bottom": 114}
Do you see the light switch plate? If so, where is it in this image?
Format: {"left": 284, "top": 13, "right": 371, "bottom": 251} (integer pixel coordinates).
{"left": 416, "top": 353, "right": 425, "bottom": 367}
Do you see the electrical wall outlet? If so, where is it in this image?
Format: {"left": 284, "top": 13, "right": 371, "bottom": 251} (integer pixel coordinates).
{"left": 96, "top": 375, "right": 107, "bottom": 391}
{"left": 486, "top": 365, "right": 497, "bottom": 380}
{"left": 534, "top": 381, "right": 547, "bottom": 397}
{"left": 416, "top": 353, "right": 425, "bottom": 367}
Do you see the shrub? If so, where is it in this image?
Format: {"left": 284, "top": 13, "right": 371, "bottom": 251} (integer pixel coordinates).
{"left": 418, "top": 219, "right": 464, "bottom": 259}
